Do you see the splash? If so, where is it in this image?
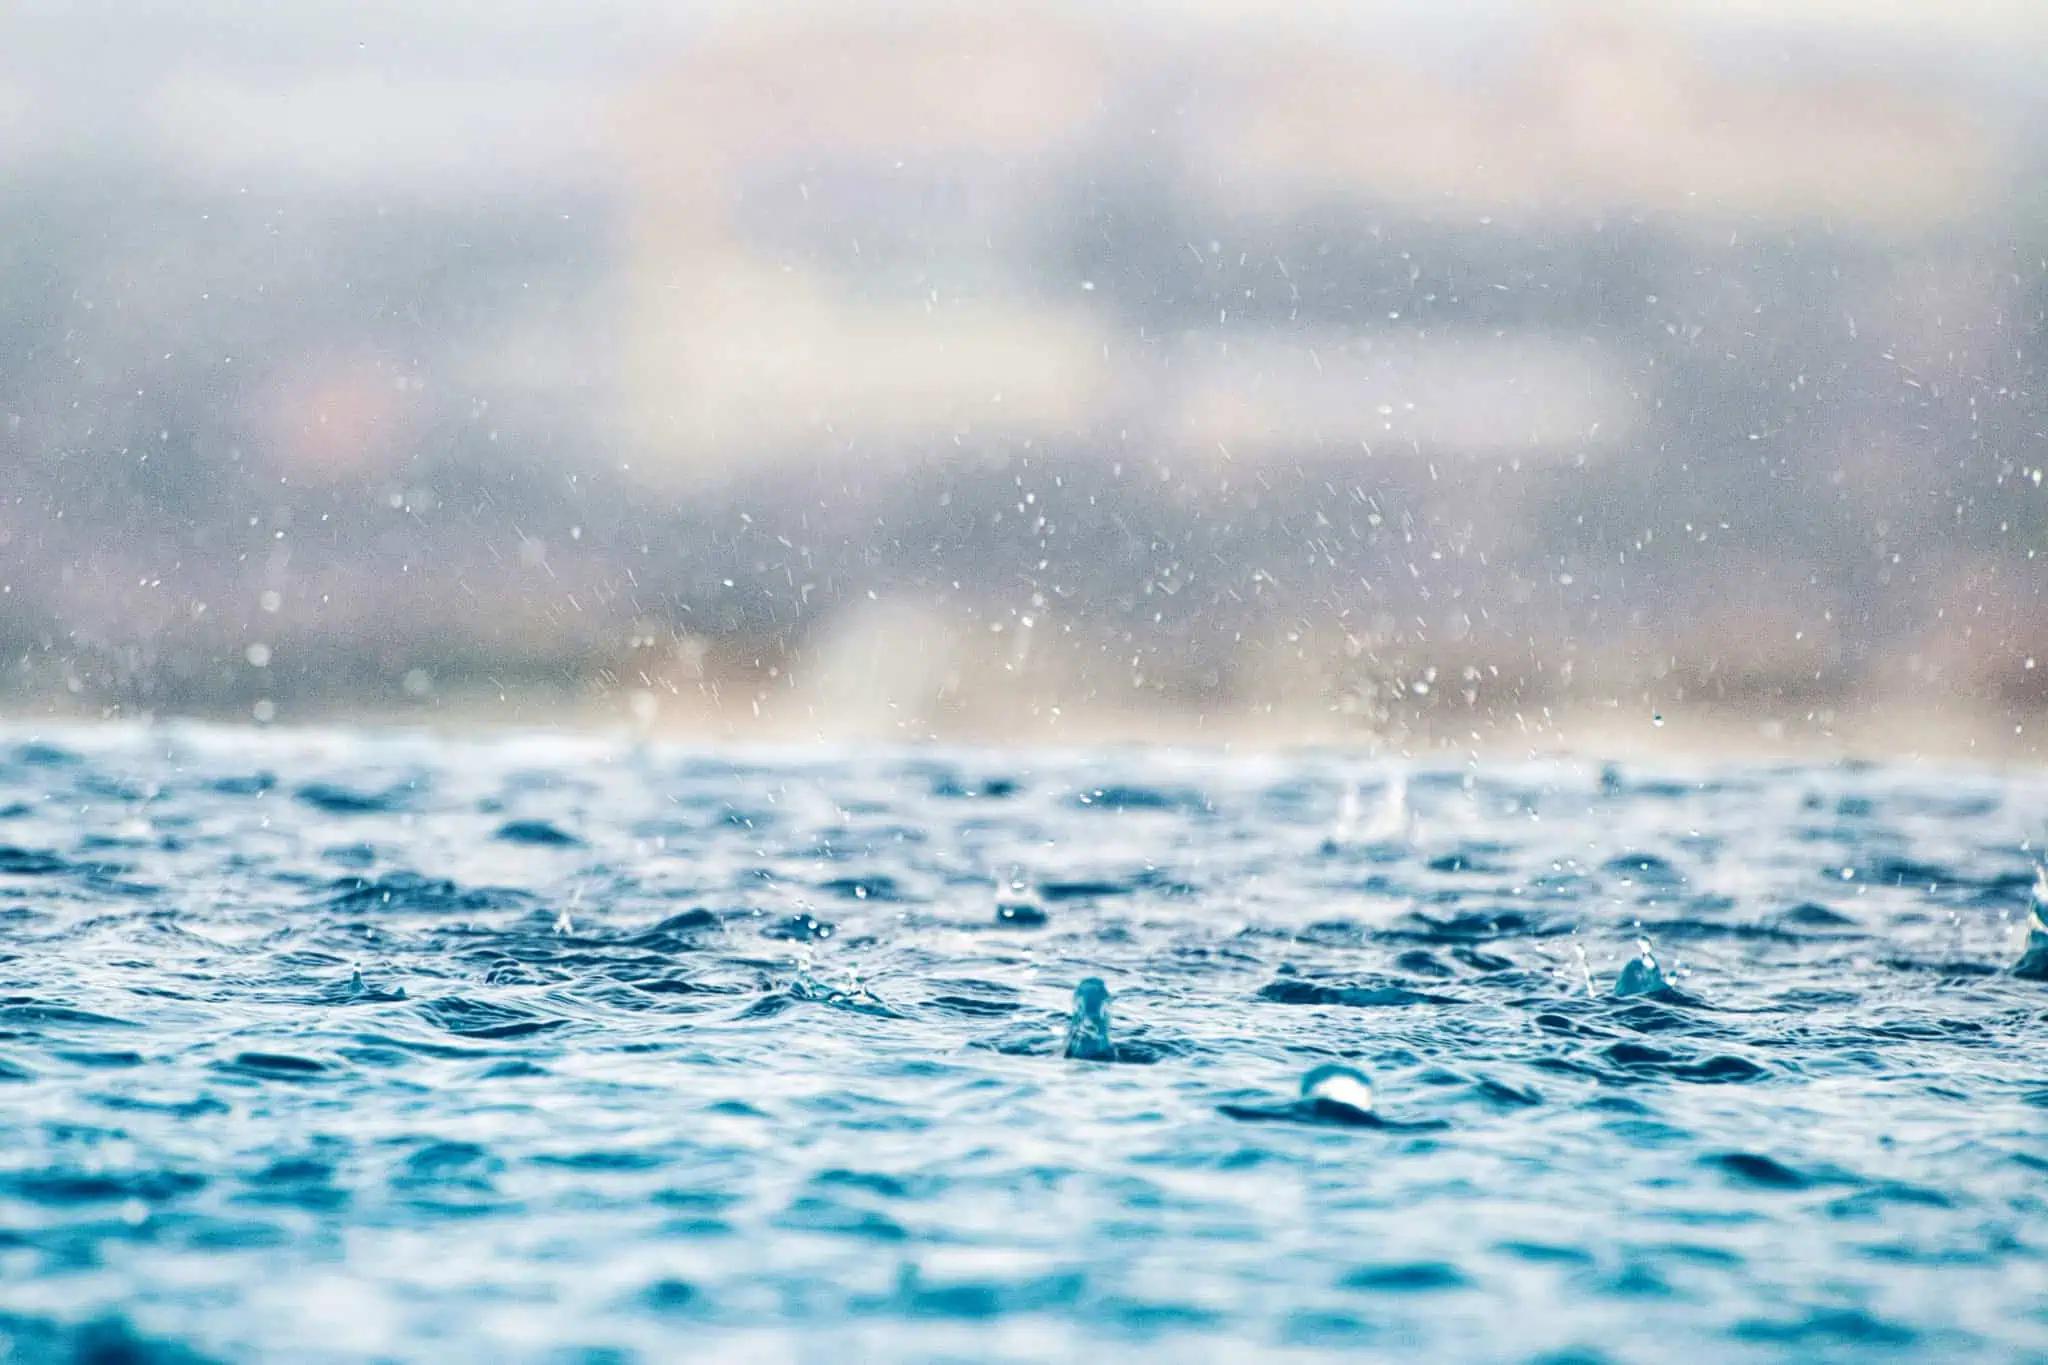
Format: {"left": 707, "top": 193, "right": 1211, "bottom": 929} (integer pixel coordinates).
{"left": 1363, "top": 771, "right": 1414, "bottom": 843}
{"left": 1331, "top": 783, "right": 1364, "bottom": 843}
{"left": 788, "top": 964, "right": 897, "bottom": 1017}
{"left": 1062, "top": 978, "right": 1115, "bottom": 1061}
{"left": 1571, "top": 938, "right": 1598, "bottom": 999}
{"left": 1611, "top": 938, "right": 1671, "bottom": 998}
{"left": 2017, "top": 868, "right": 2048, "bottom": 980}
{"left": 1327, "top": 773, "right": 1413, "bottom": 849}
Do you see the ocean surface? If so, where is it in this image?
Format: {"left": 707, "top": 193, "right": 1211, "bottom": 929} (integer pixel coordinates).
{"left": 1, "top": 725, "right": 2044, "bottom": 1362}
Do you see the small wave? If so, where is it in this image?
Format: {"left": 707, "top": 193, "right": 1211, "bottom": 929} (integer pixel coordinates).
{"left": 1732, "top": 1308, "right": 1919, "bottom": 1349}
{"left": 1340, "top": 1261, "right": 1469, "bottom": 1293}
{"left": 1257, "top": 979, "right": 1460, "bottom": 1008}
{"left": 1401, "top": 908, "right": 1568, "bottom": 942}
{"left": 1, "top": 999, "right": 141, "bottom": 1029}
{"left": 413, "top": 996, "right": 567, "bottom": 1040}
{"left": 494, "top": 818, "right": 582, "bottom": 847}
{"left": 217, "top": 1051, "right": 332, "bottom": 1081}
{"left": 323, "top": 872, "right": 529, "bottom": 915}
{"left": 1036, "top": 878, "right": 1134, "bottom": 902}
{"left": 621, "top": 908, "right": 726, "bottom": 950}
{"left": 296, "top": 781, "right": 418, "bottom": 815}
{"left": 0, "top": 845, "right": 70, "bottom": 876}
{"left": 923, "top": 987, "right": 1024, "bottom": 1018}
{"left": 11, "top": 740, "right": 81, "bottom": 768}
{"left": 1705, "top": 1151, "right": 1815, "bottom": 1189}
{"left": 1072, "top": 784, "right": 1208, "bottom": 813}
{"left": 1602, "top": 1042, "right": 1769, "bottom": 1084}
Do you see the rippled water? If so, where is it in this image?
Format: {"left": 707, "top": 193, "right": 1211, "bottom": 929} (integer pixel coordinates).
{"left": 2, "top": 726, "right": 2045, "bottom": 1362}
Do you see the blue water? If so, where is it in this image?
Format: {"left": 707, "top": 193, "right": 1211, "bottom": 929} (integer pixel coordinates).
{"left": 2, "top": 726, "right": 2045, "bottom": 1362}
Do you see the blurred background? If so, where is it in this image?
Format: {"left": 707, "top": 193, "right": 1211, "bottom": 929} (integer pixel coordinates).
{"left": 4, "top": 0, "right": 2047, "bottom": 754}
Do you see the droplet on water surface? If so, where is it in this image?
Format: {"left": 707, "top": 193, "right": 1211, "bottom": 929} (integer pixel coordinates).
{"left": 1300, "top": 1063, "right": 1376, "bottom": 1120}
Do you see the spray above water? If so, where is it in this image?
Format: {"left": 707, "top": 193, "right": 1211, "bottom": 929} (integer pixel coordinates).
{"left": 1570, "top": 938, "right": 1598, "bottom": 999}
{"left": 1324, "top": 773, "right": 1413, "bottom": 851}
{"left": 1365, "top": 772, "right": 1414, "bottom": 844}
{"left": 1331, "top": 783, "right": 1364, "bottom": 843}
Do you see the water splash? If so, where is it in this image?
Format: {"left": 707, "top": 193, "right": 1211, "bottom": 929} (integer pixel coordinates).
{"left": 1571, "top": 938, "right": 1598, "bottom": 999}
{"left": 789, "top": 964, "right": 896, "bottom": 1016}
{"left": 2017, "top": 868, "right": 2048, "bottom": 980}
{"left": 1323, "top": 772, "right": 1411, "bottom": 850}
{"left": 1062, "top": 978, "right": 1114, "bottom": 1061}
{"left": 1331, "top": 783, "right": 1364, "bottom": 843}
{"left": 1363, "top": 771, "right": 1414, "bottom": 843}
{"left": 1611, "top": 937, "right": 1671, "bottom": 998}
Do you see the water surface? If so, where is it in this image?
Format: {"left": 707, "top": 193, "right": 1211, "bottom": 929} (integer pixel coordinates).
{"left": 1, "top": 727, "right": 2044, "bottom": 1361}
